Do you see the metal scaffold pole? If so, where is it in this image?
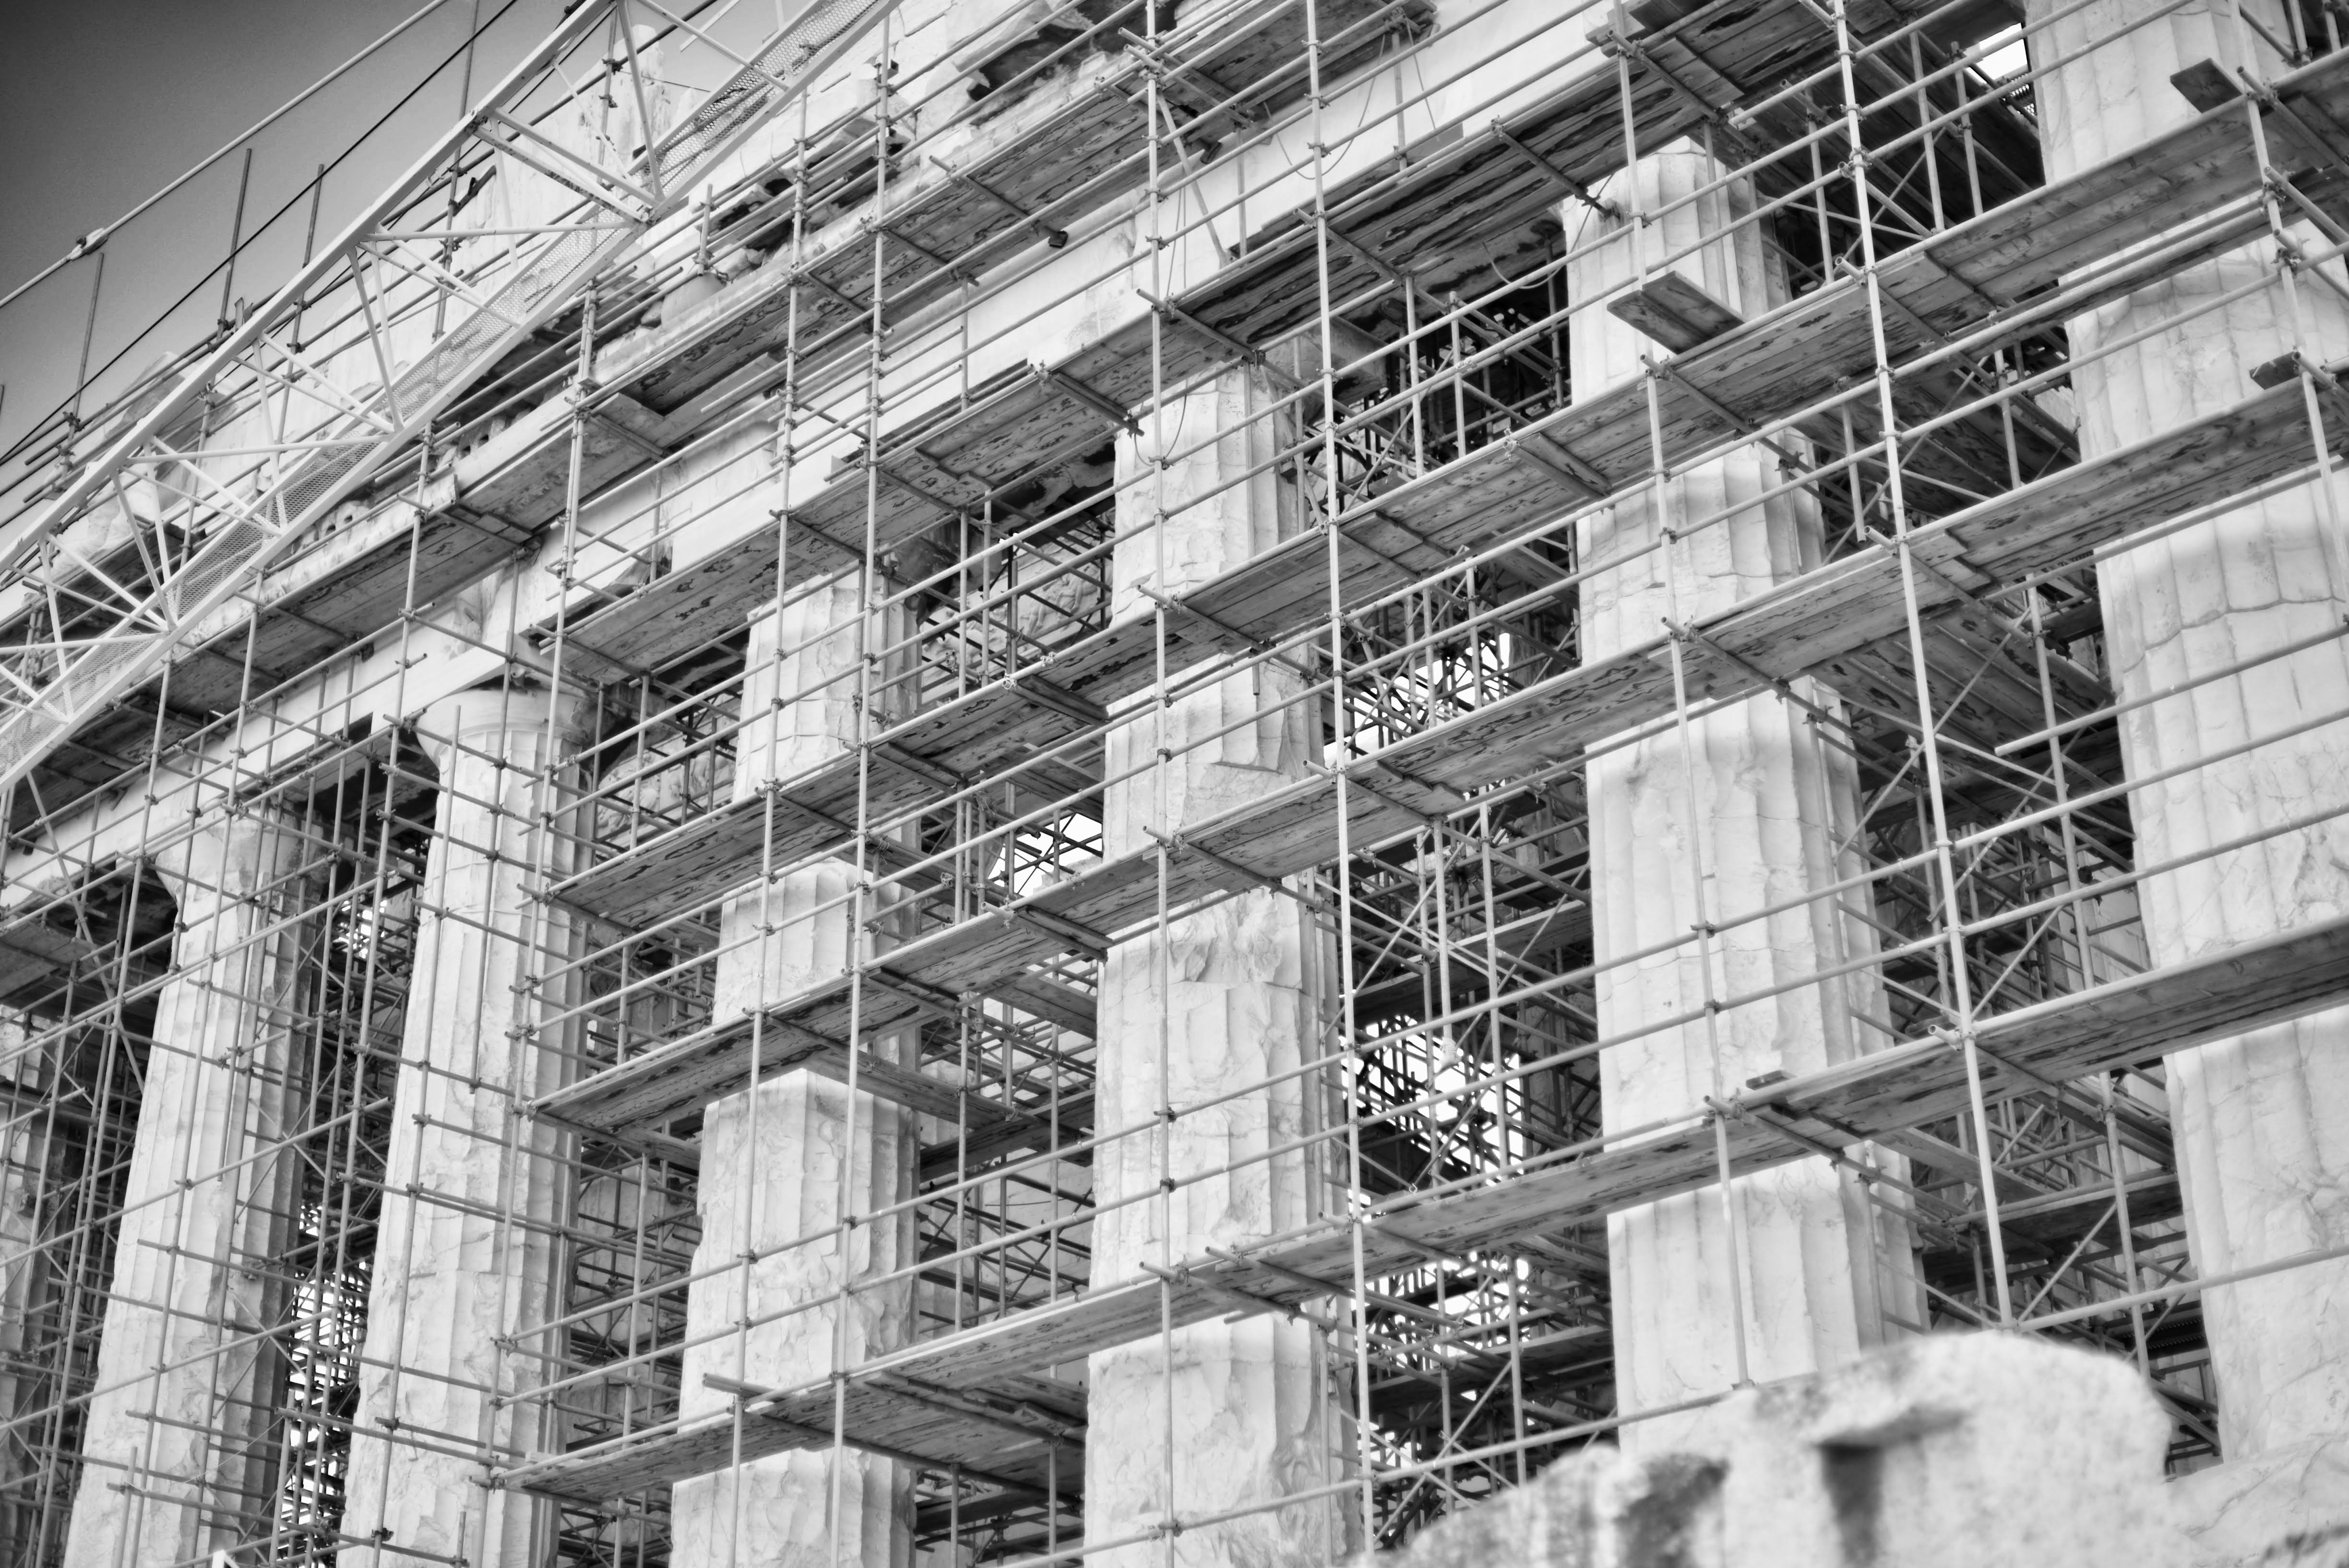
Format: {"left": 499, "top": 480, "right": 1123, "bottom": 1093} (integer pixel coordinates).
{"left": 1, "top": 0, "right": 2348, "bottom": 1559}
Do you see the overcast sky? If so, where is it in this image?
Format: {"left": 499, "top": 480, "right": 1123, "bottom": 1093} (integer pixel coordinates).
{"left": 0, "top": 0, "right": 567, "bottom": 457}
{"left": 0, "top": 0, "right": 818, "bottom": 467}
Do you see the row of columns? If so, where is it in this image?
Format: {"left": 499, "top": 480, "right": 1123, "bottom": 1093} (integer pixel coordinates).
{"left": 52, "top": 14, "right": 677, "bottom": 1558}
{"left": 2030, "top": 0, "right": 2349, "bottom": 1521}
{"left": 58, "top": 686, "right": 584, "bottom": 1568}
{"left": 61, "top": 813, "right": 312, "bottom": 1568}
{"left": 663, "top": 366, "right": 1356, "bottom": 1567}
{"left": 55, "top": 1, "right": 2349, "bottom": 1557}
{"left": 1572, "top": 0, "right": 2349, "bottom": 1528}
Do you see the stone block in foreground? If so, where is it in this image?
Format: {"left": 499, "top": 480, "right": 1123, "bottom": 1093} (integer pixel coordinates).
{"left": 1359, "top": 1333, "right": 2205, "bottom": 1568}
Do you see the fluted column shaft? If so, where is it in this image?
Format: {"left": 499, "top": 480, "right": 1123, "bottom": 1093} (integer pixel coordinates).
{"left": 63, "top": 808, "right": 313, "bottom": 1568}
{"left": 1568, "top": 146, "right": 1918, "bottom": 1442}
{"left": 342, "top": 687, "right": 584, "bottom": 1568}
{"left": 2029, "top": 0, "right": 2349, "bottom": 1462}
{"left": 1084, "top": 367, "right": 1349, "bottom": 1568}
{"left": 671, "top": 584, "right": 919, "bottom": 1568}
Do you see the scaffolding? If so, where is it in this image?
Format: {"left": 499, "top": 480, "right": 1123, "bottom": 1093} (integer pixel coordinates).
{"left": 2, "top": 0, "right": 2349, "bottom": 1560}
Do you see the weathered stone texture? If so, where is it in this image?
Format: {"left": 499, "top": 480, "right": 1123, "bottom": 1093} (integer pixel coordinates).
{"left": 671, "top": 590, "right": 919, "bottom": 1568}
{"left": 1360, "top": 1334, "right": 2193, "bottom": 1568}
{"left": 63, "top": 808, "right": 311, "bottom": 1568}
{"left": 342, "top": 688, "right": 584, "bottom": 1568}
{"left": 1566, "top": 145, "right": 1919, "bottom": 1445}
{"left": 2031, "top": 0, "right": 2349, "bottom": 1495}
{"left": 2174, "top": 1436, "right": 2349, "bottom": 1567}
{"left": 1085, "top": 367, "right": 1353, "bottom": 1568}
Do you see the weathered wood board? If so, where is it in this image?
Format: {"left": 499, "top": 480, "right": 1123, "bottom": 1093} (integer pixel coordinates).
{"left": 502, "top": 909, "right": 2349, "bottom": 1500}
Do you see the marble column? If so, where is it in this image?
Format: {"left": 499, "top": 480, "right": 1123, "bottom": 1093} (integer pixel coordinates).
{"left": 2028, "top": 0, "right": 2349, "bottom": 1496}
{"left": 63, "top": 807, "right": 313, "bottom": 1567}
{"left": 1083, "top": 367, "right": 1349, "bottom": 1568}
{"left": 343, "top": 686, "right": 585, "bottom": 1568}
{"left": 670, "top": 585, "right": 920, "bottom": 1568}
{"left": 1566, "top": 147, "right": 1920, "bottom": 1443}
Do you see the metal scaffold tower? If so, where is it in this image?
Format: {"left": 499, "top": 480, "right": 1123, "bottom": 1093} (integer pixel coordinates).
{"left": 2, "top": 0, "right": 2348, "bottom": 1560}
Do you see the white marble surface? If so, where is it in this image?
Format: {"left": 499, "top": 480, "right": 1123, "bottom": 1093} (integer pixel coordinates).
{"left": 2174, "top": 1434, "right": 2349, "bottom": 1565}
{"left": 1565, "top": 146, "right": 1918, "bottom": 1446}
{"left": 341, "top": 688, "right": 583, "bottom": 1568}
{"left": 672, "top": 594, "right": 919, "bottom": 1568}
{"left": 1364, "top": 1333, "right": 2195, "bottom": 1568}
{"left": 61, "top": 810, "right": 311, "bottom": 1568}
{"left": 671, "top": 1066, "right": 917, "bottom": 1568}
{"left": 2030, "top": 0, "right": 2349, "bottom": 1465}
{"left": 1085, "top": 367, "right": 1353, "bottom": 1568}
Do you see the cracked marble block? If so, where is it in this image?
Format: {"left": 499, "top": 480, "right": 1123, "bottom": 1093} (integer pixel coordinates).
{"left": 342, "top": 688, "right": 585, "bottom": 1568}
{"left": 1085, "top": 367, "right": 1355, "bottom": 1568}
{"left": 63, "top": 809, "right": 312, "bottom": 1568}
{"left": 671, "top": 587, "right": 922, "bottom": 1568}
{"left": 1360, "top": 1333, "right": 2194, "bottom": 1568}
{"left": 2027, "top": 0, "right": 2349, "bottom": 1523}
{"left": 1564, "top": 145, "right": 1920, "bottom": 1447}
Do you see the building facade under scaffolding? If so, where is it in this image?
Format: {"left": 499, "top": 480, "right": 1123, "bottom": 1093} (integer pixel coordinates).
{"left": 0, "top": 0, "right": 2346, "bottom": 1560}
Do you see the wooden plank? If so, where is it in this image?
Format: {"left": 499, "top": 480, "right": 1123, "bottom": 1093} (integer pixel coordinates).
{"left": 48, "top": 30, "right": 2349, "bottom": 841}
{"left": 923, "top": 1088, "right": 1096, "bottom": 1180}
{"left": 1381, "top": 913, "right": 2349, "bottom": 1266}
{"left": 551, "top": 215, "right": 2092, "bottom": 930}
{"left": 0, "top": 919, "right": 97, "bottom": 1003}
{"left": 538, "top": 0, "right": 2036, "bottom": 673}
{"left": 1608, "top": 271, "right": 1744, "bottom": 350}
{"left": 563, "top": 43, "right": 2349, "bottom": 702}
{"left": 556, "top": 690, "right": 1099, "bottom": 926}
{"left": 500, "top": 910, "right": 2349, "bottom": 1501}
{"left": 535, "top": 358, "right": 2342, "bottom": 1135}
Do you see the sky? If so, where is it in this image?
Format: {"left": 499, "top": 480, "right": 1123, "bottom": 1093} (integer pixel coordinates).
{"left": 0, "top": 0, "right": 826, "bottom": 472}
{"left": 0, "top": 0, "right": 568, "bottom": 460}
